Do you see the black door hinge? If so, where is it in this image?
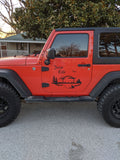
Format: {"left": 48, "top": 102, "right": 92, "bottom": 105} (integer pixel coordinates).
{"left": 42, "top": 83, "right": 49, "bottom": 88}
{"left": 41, "top": 67, "right": 49, "bottom": 72}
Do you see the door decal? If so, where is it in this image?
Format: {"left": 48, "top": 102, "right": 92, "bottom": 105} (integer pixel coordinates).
{"left": 52, "top": 76, "right": 82, "bottom": 89}
{"left": 54, "top": 65, "right": 65, "bottom": 74}
{"left": 54, "top": 65, "right": 63, "bottom": 70}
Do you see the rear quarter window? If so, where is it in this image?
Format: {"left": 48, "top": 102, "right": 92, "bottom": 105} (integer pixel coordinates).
{"left": 99, "top": 32, "right": 120, "bottom": 57}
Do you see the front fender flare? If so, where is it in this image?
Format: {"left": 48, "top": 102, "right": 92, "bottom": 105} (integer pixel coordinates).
{"left": 0, "top": 69, "right": 32, "bottom": 98}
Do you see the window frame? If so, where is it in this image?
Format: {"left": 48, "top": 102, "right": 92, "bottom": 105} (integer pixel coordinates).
{"left": 50, "top": 33, "right": 89, "bottom": 58}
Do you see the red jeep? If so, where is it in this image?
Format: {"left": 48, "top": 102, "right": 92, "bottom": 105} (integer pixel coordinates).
{"left": 0, "top": 27, "right": 120, "bottom": 127}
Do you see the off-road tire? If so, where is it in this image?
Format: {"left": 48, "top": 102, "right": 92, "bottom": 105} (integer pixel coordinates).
{"left": 0, "top": 82, "right": 21, "bottom": 127}
{"left": 98, "top": 84, "right": 120, "bottom": 127}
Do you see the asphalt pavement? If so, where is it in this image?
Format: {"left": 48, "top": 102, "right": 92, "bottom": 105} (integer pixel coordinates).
{"left": 0, "top": 102, "right": 120, "bottom": 160}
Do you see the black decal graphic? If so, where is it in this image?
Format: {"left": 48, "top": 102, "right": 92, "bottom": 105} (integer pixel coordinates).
{"left": 52, "top": 76, "right": 82, "bottom": 88}
{"left": 54, "top": 65, "right": 63, "bottom": 70}
{"left": 58, "top": 70, "right": 65, "bottom": 74}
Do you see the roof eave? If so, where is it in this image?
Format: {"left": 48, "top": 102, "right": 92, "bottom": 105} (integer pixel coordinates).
{"left": 0, "top": 40, "right": 46, "bottom": 43}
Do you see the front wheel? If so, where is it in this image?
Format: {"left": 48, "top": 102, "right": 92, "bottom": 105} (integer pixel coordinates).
{"left": 0, "top": 83, "right": 21, "bottom": 127}
{"left": 98, "top": 84, "right": 120, "bottom": 127}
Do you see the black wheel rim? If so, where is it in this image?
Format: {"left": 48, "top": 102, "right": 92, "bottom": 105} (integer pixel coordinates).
{"left": 0, "top": 98, "right": 9, "bottom": 118}
{"left": 111, "top": 99, "right": 120, "bottom": 119}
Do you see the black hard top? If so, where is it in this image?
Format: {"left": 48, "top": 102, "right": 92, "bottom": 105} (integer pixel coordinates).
{"left": 55, "top": 27, "right": 120, "bottom": 32}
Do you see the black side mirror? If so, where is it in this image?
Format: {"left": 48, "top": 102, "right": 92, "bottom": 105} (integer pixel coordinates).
{"left": 44, "top": 48, "right": 56, "bottom": 65}
{"left": 47, "top": 48, "right": 56, "bottom": 59}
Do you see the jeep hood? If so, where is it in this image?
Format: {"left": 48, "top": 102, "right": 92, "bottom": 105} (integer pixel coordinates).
{"left": 0, "top": 56, "right": 27, "bottom": 66}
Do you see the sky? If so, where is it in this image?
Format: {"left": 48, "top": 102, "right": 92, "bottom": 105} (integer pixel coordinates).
{"left": 0, "top": 0, "right": 20, "bottom": 33}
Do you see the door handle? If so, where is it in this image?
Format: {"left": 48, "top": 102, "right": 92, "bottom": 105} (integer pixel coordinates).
{"left": 78, "top": 64, "right": 91, "bottom": 67}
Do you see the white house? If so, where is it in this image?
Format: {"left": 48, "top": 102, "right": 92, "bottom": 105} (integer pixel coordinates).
{"left": 0, "top": 34, "right": 46, "bottom": 57}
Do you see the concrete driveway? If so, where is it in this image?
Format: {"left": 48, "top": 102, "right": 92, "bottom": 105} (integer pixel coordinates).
{"left": 0, "top": 102, "right": 120, "bottom": 160}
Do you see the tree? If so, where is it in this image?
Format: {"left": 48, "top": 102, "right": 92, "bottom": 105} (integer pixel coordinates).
{"left": 13, "top": 0, "right": 120, "bottom": 39}
{"left": 0, "top": 0, "right": 21, "bottom": 34}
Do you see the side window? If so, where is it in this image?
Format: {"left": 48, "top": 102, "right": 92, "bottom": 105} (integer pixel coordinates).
{"left": 99, "top": 32, "right": 120, "bottom": 57}
{"left": 51, "top": 34, "right": 88, "bottom": 57}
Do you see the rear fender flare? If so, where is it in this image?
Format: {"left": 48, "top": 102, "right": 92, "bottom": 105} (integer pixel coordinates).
{"left": 90, "top": 71, "right": 120, "bottom": 98}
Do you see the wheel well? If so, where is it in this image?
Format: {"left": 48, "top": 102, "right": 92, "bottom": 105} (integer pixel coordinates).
{"left": 108, "top": 79, "right": 120, "bottom": 85}
{"left": 0, "top": 77, "right": 21, "bottom": 97}
{"left": 98, "top": 78, "right": 120, "bottom": 99}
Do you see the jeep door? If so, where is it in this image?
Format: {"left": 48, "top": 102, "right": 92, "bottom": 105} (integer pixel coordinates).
{"left": 41, "top": 31, "right": 93, "bottom": 96}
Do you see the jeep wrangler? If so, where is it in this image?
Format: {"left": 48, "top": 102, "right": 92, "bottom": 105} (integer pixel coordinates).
{"left": 0, "top": 27, "right": 120, "bottom": 127}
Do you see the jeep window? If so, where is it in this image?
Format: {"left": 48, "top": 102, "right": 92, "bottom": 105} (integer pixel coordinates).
{"left": 99, "top": 33, "right": 120, "bottom": 57}
{"left": 51, "top": 34, "right": 88, "bottom": 57}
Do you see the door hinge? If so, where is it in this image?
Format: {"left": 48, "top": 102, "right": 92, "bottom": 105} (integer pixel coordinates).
{"left": 42, "top": 83, "right": 49, "bottom": 88}
{"left": 41, "top": 67, "right": 49, "bottom": 72}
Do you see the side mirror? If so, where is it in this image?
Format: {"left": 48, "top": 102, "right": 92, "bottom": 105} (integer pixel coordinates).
{"left": 44, "top": 48, "right": 56, "bottom": 65}
{"left": 47, "top": 48, "right": 56, "bottom": 59}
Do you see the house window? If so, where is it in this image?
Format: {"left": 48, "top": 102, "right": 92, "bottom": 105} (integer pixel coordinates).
{"left": 51, "top": 34, "right": 89, "bottom": 57}
{"left": 99, "top": 32, "right": 120, "bottom": 57}
{"left": 0, "top": 42, "right": 7, "bottom": 57}
{"left": 17, "top": 43, "right": 27, "bottom": 50}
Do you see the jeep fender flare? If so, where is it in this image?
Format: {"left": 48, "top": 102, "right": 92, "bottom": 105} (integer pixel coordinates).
{"left": 0, "top": 69, "right": 32, "bottom": 98}
{"left": 90, "top": 71, "right": 120, "bottom": 98}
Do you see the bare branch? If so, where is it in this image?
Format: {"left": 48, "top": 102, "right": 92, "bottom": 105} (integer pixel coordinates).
{"left": 0, "top": 12, "right": 11, "bottom": 25}
{"left": 0, "top": 0, "right": 21, "bottom": 34}
{"left": 10, "top": 0, "right": 14, "bottom": 13}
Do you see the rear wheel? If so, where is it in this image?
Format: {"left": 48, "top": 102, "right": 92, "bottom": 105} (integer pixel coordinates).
{"left": 0, "top": 82, "right": 21, "bottom": 127}
{"left": 98, "top": 84, "right": 120, "bottom": 127}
